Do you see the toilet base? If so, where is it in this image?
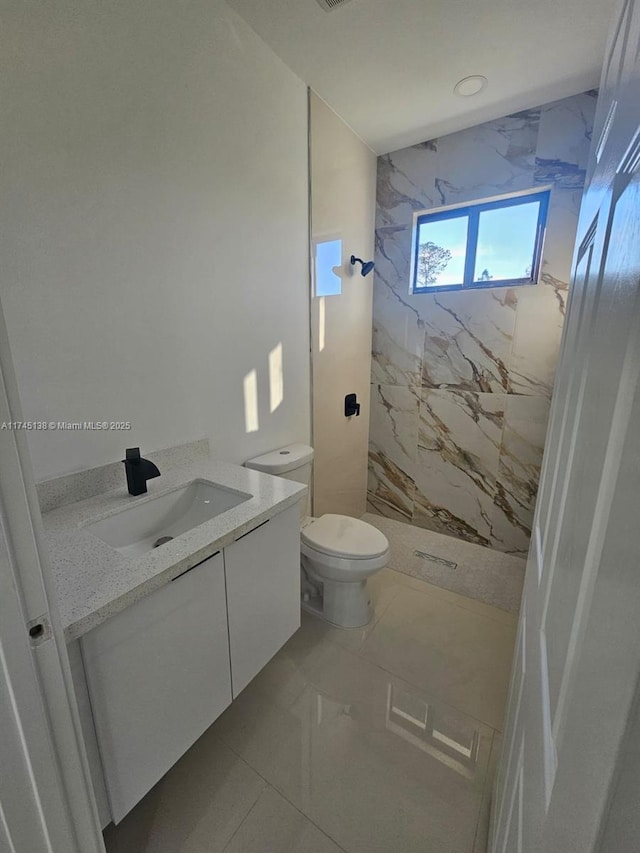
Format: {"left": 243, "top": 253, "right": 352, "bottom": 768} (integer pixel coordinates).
{"left": 300, "top": 565, "right": 373, "bottom": 629}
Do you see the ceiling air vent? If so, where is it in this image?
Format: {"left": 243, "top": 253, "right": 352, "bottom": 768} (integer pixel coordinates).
{"left": 315, "top": 0, "right": 353, "bottom": 11}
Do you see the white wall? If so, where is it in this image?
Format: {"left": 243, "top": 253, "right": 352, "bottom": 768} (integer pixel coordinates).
{"left": 1, "top": 0, "right": 310, "bottom": 481}
{"left": 310, "top": 93, "right": 377, "bottom": 517}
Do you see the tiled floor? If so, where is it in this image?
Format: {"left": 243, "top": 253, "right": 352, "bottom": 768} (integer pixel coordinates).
{"left": 104, "top": 563, "right": 517, "bottom": 853}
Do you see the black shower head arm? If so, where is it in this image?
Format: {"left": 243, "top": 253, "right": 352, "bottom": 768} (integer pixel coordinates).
{"left": 350, "top": 254, "right": 375, "bottom": 277}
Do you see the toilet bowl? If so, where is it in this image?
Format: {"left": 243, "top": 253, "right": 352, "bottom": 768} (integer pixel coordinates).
{"left": 244, "top": 445, "right": 390, "bottom": 629}
{"left": 300, "top": 514, "right": 389, "bottom": 628}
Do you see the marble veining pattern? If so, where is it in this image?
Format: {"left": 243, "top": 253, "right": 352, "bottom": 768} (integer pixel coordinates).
{"left": 432, "top": 109, "right": 540, "bottom": 208}
{"left": 414, "top": 391, "right": 504, "bottom": 547}
{"left": 368, "top": 384, "right": 419, "bottom": 521}
{"left": 492, "top": 396, "right": 551, "bottom": 553}
{"left": 371, "top": 228, "right": 424, "bottom": 387}
{"left": 369, "top": 91, "right": 597, "bottom": 554}
{"left": 422, "top": 290, "right": 517, "bottom": 392}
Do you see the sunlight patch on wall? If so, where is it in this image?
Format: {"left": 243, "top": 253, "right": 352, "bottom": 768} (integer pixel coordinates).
{"left": 269, "top": 342, "right": 284, "bottom": 413}
{"left": 243, "top": 369, "right": 259, "bottom": 433}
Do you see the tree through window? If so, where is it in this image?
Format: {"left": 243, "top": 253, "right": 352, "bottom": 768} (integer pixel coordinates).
{"left": 411, "top": 190, "right": 550, "bottom": 293}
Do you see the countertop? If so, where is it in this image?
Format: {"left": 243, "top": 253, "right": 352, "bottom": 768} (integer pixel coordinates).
{"left": 43, "top": 458, "right": 306, "bottom": 641}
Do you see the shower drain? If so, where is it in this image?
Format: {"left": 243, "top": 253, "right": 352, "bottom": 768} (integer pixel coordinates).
{"left": 413, "top": 550, "right": 457, "bottom": 570}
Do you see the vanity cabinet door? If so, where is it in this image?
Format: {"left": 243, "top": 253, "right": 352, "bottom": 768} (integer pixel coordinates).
{"left": 224, "top": 504, "right": 300, "bottom": 697}
{"left": 80, "top": 552, "right": 231, "bottom": 824}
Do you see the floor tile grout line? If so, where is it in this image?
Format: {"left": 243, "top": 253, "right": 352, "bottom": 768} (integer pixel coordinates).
{"left": 257, "top": 665, "right": 311, "bottom": 712}
{"left": 215, "top": 740, "right": 349, "bottom": 853}
{"left": 379, "top": 567, "right": 518, "bottom": 627}
{"left": 247, "top": 695, "right": 492, "bottom": 853}
{"left": 318, "top": 627, "right": 505, "bottom": 733}
{"left": 353, "top": 582, "right": 514, "bottom": 732}
{"left": 374, "top": 582, "right": 518, "bottom": 635}
{"left": 220, "top": 725, "right": 484, "bottom": 853}
{"left": 329, "top": 580, "right": 400, "bottom": 643}
{"left": 217, "top": 686, "right": 498, "bottom": 853}
{"left": 392, "top": 582, "right": 520, "bottom": 625}
{"left": 383, "top": 565, "right": 520, "bottom": 628}
{"left": 215, "top": 562, "right": 510, "bottom": 850}
{"left": 299, "top": 618, "right": 505, "bottom": 736}
{"left": 218, "top": 775, "right": 267, "bottom": 853}
{"left": 388, "top": 583, "right": 519, "bottom": 630}
{"left": 298, "top": 580, "right": 401, "bottom": 659}
{"left": 214, "top": 627, "right": 503, "bottom": 851}
{"left": 356, "top": 581, "right": 402, "bottom": 634}
{"left": 358, "top": 645, "right": 506, "bottom": 734}
{"left": 272, "top": 581, "right": 511, "bottom": 733}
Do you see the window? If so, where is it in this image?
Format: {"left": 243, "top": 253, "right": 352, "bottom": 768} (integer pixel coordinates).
{"left": 411, "top": 190, "right": 550, "bottom": 293}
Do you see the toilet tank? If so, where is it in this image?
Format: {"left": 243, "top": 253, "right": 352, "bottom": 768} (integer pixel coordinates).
{"left": 245, "top": 444, "right": 314, "bottom": 520}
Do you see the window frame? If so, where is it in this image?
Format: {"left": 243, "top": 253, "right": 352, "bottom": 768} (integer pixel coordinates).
{"left": 411, "top": 189, "right": 551, "bottom": 294}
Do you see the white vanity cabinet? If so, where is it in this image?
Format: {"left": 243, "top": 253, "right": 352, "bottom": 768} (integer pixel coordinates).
{"left": 80, "top": 551, "right": 232, "bottom": 824}
{"left": 224, "top": 504, "right": 300, "bottom": 696}
{"left": 78, "top": 503, "right": 301, "bottom": 825}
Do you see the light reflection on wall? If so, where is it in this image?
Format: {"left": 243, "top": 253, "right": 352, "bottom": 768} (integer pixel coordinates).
{"left": 269, "top": 342, "right": 284, "bottom": 413}
{"left": 243, "top": 368, "right": 259, "bottom": 433}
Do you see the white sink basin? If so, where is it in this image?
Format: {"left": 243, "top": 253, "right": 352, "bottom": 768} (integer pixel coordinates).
{"left": 86, "top": 479, "right": 252, "bottom": 558}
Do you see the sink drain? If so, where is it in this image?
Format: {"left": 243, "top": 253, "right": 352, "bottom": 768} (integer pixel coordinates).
{"left": 153, "top": 536, "right": 174, "bottom": 548}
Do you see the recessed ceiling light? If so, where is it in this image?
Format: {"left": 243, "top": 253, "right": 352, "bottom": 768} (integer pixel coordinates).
{"left": 454, "top": 76, "right": 488, "bottom": 97}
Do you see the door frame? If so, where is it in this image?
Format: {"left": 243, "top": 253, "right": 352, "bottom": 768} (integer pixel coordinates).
{"left": 0, "top": 296, "right": 105, "bottom": 852}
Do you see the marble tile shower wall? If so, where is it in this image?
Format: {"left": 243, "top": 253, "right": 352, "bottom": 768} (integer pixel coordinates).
{"left": 368, "top": 91, "right": 597, "bottom": 555}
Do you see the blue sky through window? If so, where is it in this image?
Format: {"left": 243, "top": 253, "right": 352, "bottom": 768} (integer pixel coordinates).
{"left": 474, "top": 201, "right": 540, "bottom": 282}
{"left": 413, "top": 191, "right": 548, "bottom": 292}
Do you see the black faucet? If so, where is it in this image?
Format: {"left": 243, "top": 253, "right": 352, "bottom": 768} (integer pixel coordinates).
{"left": 123, "top": 447, "right": 161, "bottom": 496}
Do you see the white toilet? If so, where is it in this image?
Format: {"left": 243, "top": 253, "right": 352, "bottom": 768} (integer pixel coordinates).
{"left": 245, "top": 444, "right": 390, "bottom": 629}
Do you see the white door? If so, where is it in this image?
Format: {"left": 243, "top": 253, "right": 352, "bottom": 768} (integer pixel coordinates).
{"left": 492, "top": 1, "right": 640, "bottom": 851}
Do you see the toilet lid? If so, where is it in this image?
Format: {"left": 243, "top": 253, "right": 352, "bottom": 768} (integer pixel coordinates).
{"left": 301, "top": 514, "right": 389, "bottom": 559}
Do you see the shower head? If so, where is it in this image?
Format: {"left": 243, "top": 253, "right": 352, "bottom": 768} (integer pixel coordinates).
{"left": 350, "top": 255, "right": 375, "bottom": 277}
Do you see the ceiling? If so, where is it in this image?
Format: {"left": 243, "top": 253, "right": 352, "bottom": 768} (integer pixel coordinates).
{"left": 226, "top": 0, "right": 616, "bottom": 153}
